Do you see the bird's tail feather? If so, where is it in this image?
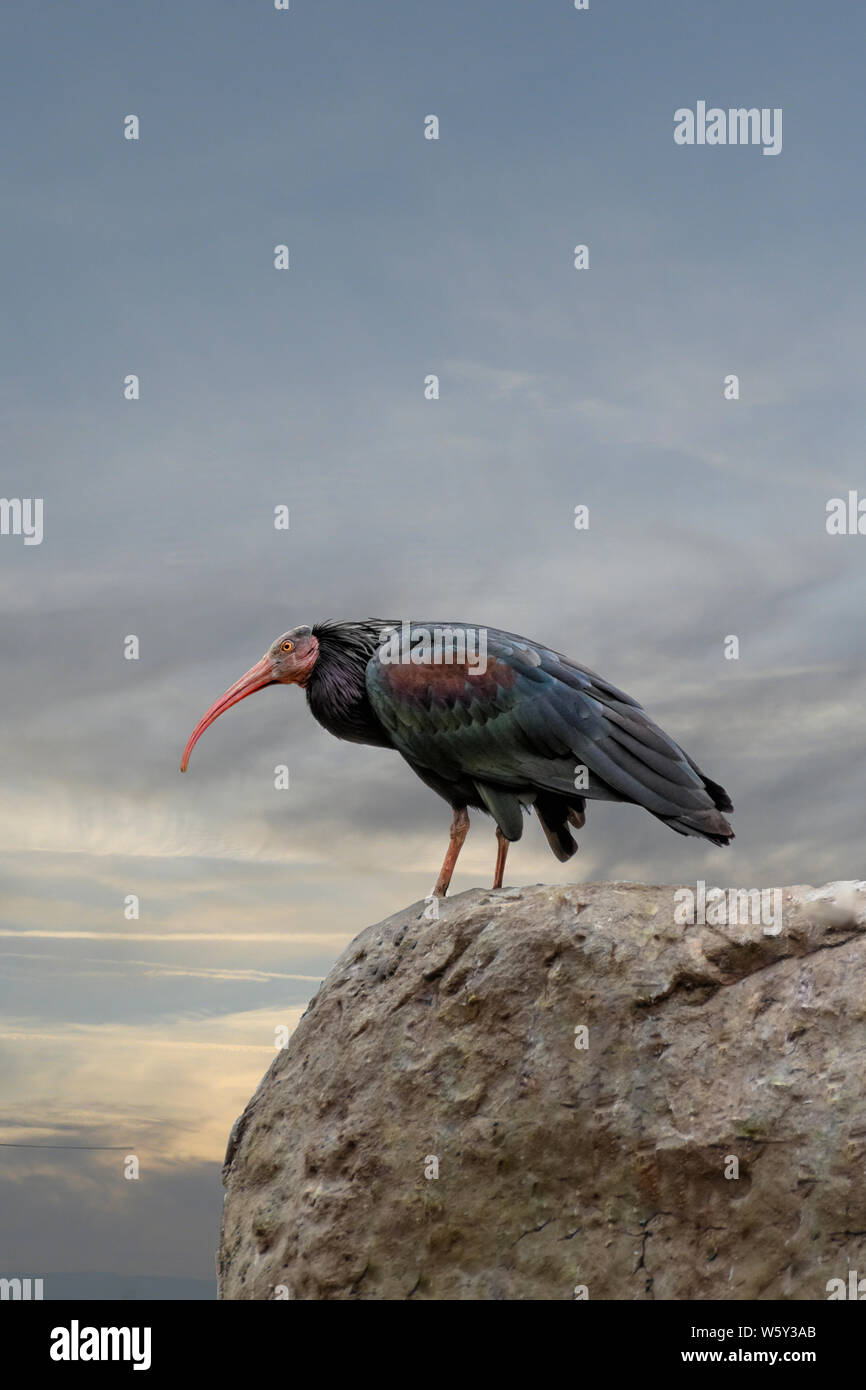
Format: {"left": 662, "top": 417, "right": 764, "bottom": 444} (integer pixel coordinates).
{"left": 700, "top": 774, "right": 734, "bottom": 815}
{"left": 659, "top": 806, "right": 735, "bottom": 846}
{"left": 665, "top": 765, "right": 735, "bottom": 843}
{"left": 683, "top": 756, "right": 734, "bottom": 815}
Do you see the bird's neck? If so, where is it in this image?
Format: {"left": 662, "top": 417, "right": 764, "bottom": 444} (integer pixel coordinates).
{"left": 306, "top": 621, "right": 393, "bottom": 747}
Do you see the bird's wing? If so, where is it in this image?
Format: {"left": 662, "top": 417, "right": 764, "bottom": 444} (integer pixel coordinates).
{"left": 364, "top": 626, "right": 729, "bottom": 824}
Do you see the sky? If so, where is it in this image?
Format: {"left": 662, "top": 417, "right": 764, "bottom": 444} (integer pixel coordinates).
{"left": 1, "top": 0, "right": 864, "bottom": 1299}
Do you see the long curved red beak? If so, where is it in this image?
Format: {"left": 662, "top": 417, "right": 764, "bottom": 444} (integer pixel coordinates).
{"left": 180, "top": 655, "right": 275, "bottom": 772}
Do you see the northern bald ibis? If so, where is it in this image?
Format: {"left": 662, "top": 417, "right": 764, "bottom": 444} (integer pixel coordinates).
{"left": 180, "top": 620, "right": 733, "bottom": 894}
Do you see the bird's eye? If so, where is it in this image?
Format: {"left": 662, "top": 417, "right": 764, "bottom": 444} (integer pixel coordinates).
{"left": 282, "top": 641, "right": 293, "bottom": 653}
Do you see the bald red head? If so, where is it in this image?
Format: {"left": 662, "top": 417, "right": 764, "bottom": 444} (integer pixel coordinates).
{"left": 180, "top": 627, "right": 318, "bottom": 771}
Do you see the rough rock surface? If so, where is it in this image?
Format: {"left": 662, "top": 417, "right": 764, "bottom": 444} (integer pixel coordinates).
{"left": 218, "top": 880, "right": 866, "bottom": 1300}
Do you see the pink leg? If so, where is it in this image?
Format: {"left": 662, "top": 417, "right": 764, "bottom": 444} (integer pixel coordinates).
{"left": 434, "top": 808, "right": 470, "bottom": 897}
{"left": 492, "top": 828, "right": 509, "bottom": 889}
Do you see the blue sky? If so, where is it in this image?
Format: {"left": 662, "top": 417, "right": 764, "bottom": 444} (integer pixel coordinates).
{"left": 1, "top": 0, "right": 864, "bottom": 1296}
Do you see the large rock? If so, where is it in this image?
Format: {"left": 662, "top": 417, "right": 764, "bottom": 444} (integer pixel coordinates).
{"left": 218, "top": 880, "right": 866, "bottom": 1300}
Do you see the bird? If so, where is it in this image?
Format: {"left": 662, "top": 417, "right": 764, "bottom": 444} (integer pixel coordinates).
{"left": 180, "top": 619, "right": 733, "bottom": 895}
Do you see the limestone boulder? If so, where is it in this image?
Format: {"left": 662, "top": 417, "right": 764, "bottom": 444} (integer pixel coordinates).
{"left": 218, "top": 879, "right": 866, "bottom": 1300}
